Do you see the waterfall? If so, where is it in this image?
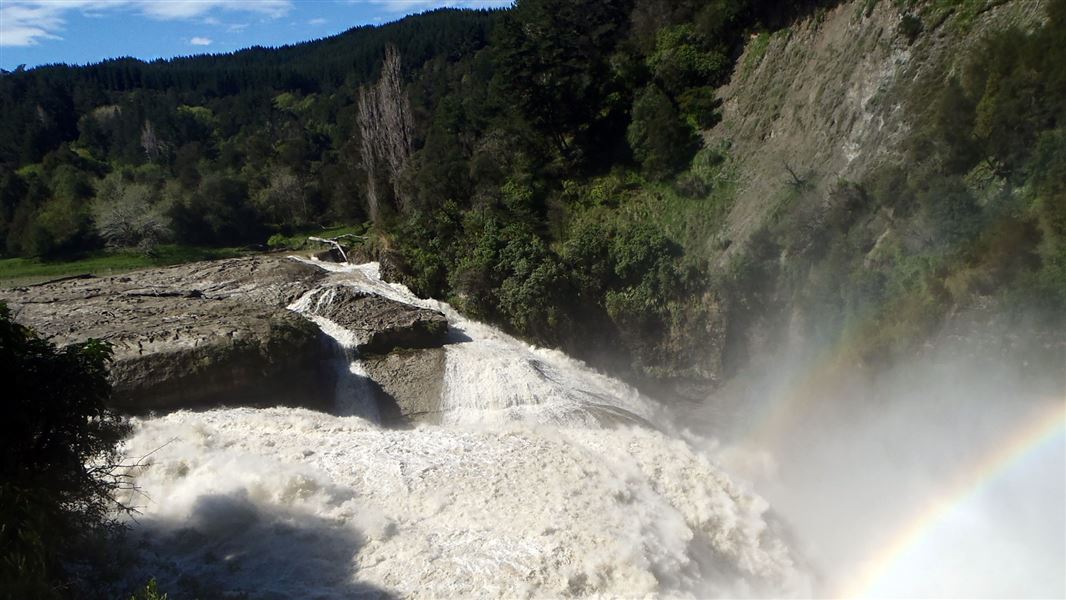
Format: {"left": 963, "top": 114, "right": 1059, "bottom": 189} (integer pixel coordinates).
{"left": 114, "top": 259, "right": 815, "bottom": 599}
{"left": 288, "top": 284, "right": 380, "bottom": 422}
{"left": 289, "top": 259, "right": 666, "bottom": 428}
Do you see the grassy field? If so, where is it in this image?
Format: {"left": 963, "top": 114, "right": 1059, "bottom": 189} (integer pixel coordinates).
{"left": 0, "top": 245, "right": 249, "bottom": 288}
{"left": 0, "top": 224, "right": 370, "bottom": 288}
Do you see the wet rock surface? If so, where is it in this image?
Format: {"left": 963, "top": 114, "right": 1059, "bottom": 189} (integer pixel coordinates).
{"left": 10, "top": 254, "right": 325, "bottom": 308}
{"left": 362, "top": 347, "right": 446, "bottom": 425}
{"left": 1, "top": 255, "right": 331, "bottom": 413}
{"left": 301, "top": 285, "right": 448, "bottom": 354}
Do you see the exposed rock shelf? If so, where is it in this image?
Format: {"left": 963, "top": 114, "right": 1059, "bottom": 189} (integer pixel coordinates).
{"left": 299, "top": 284, "right": 448, "bottom": 354}
{"left": 1, "top": 256, "right": 330, "bottom": 413}
{"left": 0, "top": 255, "right": 455, "bottom": 418}
{"left": 290, "top": 274, "right": 452, "bottom": 426}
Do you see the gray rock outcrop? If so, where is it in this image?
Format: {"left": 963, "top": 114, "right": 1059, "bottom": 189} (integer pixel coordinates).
{"left": 297, "top": 283, "right": 450, "bottom": 424}
{"left": 301, "top": 285, "right": 448, "bottom": 354}
{"left": 0, "top": 256, "right": 331, "bottom": 413}
{"left": 362, "top": 347, "right": 446, "bottom": 425}
{"left": 313, "top": 248, "right": 347, "bottom": 263}
{"left": 1, "top": 255, "right": 459, "bottom": 420}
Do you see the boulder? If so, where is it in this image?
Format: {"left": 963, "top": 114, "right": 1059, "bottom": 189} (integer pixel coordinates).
{"left": 377, "top": 249, "right": 407, "bottom": 285}
{"left": 341, "top": 246, "right": 407, "bottom": 287}
{"left": 362, "top": 347, "right": 446, "bottom": 425}
{"left": 301, "top": 286, "right": 448, "bottom": 354}
{"left": 0, "top": 255, "right": 332, "bottom": 413}
{"left": 105, "top": 307, "right": 328, "bottom": 412}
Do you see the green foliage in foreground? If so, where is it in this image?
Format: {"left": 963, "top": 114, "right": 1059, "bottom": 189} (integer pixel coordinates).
{"left": 0, "top": 303, "right": 131, "bottom": 598}
{"left": 129, "top": 578, "right": 168, "bottom": 600}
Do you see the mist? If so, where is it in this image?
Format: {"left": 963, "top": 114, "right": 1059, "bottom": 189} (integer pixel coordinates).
{"left": 676, "top": 319, "right": 1066, "bottom": 598}
{"left": 112, "top": 261, "right": 814, "bottom": 599}
{"left": 108, "top": 261, "right": 1064, "bottom": 598}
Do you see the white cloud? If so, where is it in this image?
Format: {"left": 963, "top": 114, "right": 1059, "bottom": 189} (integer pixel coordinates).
{"left": 308, "top": 17, "right": 328, "bottom": 26}
{"left": 189, "top": 36, "right": 213, "bottom": 46}
{"left": 0, "top": 3, "right": 67, "bottom": 46}
{"left": 0, "top": 0, "right": 292, "bottom": 47}
{"left": 138, "top": 0, "right": 290, "bottom": 20}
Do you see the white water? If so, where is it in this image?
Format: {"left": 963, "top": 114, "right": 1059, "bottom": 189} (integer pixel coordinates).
{"left": 116, "top": 260, "right": 813, "bottom": 598}
{"left": 289, "top": 259, "right": 666, "bottom": 428}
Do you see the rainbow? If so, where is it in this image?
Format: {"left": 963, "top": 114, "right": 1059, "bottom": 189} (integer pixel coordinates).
{"left": 837, "top": 399, "right": 1066, "bottom": 599}
{"left": 705, "top": 205, "right": 1066, "bottom": 597}
{"left": 732, "top": 207, "right": 1054, "bottom": 451}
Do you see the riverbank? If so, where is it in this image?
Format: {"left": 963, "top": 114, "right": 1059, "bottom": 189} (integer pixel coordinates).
{"left": 0, "top": 245, "right": 249, "bottom": 288}
{"left": 0, "top": 225, "right": 365, "bottom": 287}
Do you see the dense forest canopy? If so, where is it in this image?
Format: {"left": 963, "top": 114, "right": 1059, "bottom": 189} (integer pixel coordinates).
{"left": 1, "top": 0, "right": 1063, "bottom": 389}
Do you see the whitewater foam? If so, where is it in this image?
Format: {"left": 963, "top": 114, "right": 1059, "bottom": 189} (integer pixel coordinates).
{"left": 120, "top": 408, "right": 811, "bottom": 598}
{"left": 288, "top": 259, "right": 665, "bottom": 428}
{"left": 116, "top": 259, "right": 813, "bottom": 598}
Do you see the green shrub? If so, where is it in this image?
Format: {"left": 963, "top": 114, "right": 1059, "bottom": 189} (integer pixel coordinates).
{"left": 678, "top": 86, "right": 721, "bottom": 129}
{"left": 129, "top": 578, "right": 168, "bottom": 600}
{"left": 0, "top": 303, "right": 131, "bottom": 597}
{"left": 627, "top": 86, "right": 702, "bottom": 180}
{"left": 917, "top": 176, "right": 982, "bottom": 247}
{"left": 898, "top": 14, "right": 924, "bottom": 44}
{"left": 647, "top": 25, "right": 730, "bottom": 95}
{"left": 266, "top": 233, "right": 291, "bottom": 250}
{"left": 1026, "top": 129, "right": 1066, "bottom": 307}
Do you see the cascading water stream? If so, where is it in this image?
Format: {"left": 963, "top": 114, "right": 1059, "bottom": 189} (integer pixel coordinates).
{"left": 289, "top": 258, "right": 666, "bottom": 428}
{"left": 114, "top": 259, "right": 815, "bottom": 598}
{"left": 288, "top": 283, "right": 381, "bottom": 421}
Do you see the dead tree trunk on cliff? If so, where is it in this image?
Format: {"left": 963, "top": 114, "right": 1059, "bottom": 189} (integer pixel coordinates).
{"left": 357, "top": 45, "right": 414, "bottom": 224}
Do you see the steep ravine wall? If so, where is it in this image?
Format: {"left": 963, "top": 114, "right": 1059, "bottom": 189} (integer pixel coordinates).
{"left": 707, "top": 0, "right": 1047, "bottom": 262}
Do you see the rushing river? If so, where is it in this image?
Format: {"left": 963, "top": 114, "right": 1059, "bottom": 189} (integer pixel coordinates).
{"left": 116, "top": 260, "right": 1065, "bottom": 598}
{"left": 116, "top": 261, "right": 813, "bottom": 598}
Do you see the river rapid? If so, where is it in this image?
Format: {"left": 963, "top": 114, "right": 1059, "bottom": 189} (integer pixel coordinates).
{"left": 115, "top": 261, "right": 814, "bottom": 598}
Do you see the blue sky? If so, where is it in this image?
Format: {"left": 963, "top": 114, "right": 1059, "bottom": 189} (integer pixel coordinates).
{"left": 0, "top": 1, "right": 513, "bottom": 71}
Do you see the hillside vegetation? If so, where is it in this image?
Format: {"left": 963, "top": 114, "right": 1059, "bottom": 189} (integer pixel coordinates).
{"left": 1, "top": 0, "right": 1063, "bottom": 395}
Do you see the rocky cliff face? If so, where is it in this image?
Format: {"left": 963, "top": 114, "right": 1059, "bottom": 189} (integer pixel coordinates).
{"left": 708, "top": 0, "right": 1046, "bottom": 260}
{"left": 363, "top": 348, "right": 447, "bottom": 424}
{"left": 652, "top": 0, "right": 1057, "bottom": 393}
{"left": 300, "top": 285, "right": 448, "bottom": 354}
{"left": 295, "top": 280, "right": 452, "bottom": 425}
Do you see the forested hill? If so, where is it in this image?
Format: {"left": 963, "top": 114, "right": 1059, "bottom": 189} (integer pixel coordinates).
{"left": 2, "top": 0, "right": 1064, "bottom": 398}
{"left": 0, "top": 8, "right": 499, "bottom": 165}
